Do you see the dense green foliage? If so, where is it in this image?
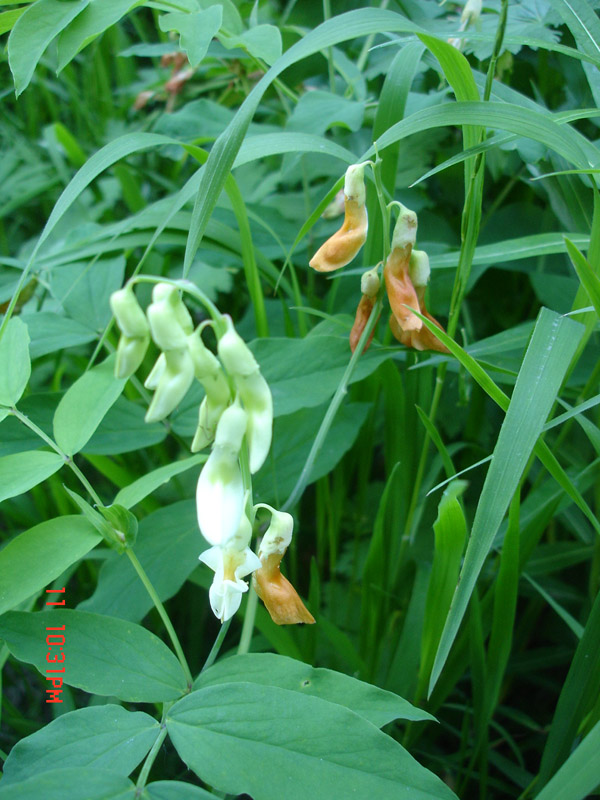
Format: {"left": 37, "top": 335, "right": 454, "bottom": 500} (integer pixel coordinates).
{"left": 1, "top": 0, "right": 600, "bottom": 798}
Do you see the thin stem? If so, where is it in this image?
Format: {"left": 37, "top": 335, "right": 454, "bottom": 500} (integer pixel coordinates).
{"left": 237, "top": 587, "right": 259, "bottom": 655}
{"left": 135, "top": 704, "right": 170, "bottom": 794}
{"left": 322, "top": 0, "right": 336, "bottom": 93}
{"left": 130, "top": 274, "right": 224, "bottom": 330}
{"left": 127, "top": 550, "right": 193, "bottom": 688}
{"left": 202, "top": 618, "right": 232, "bottom": 671}
{"left": 356, "top": 0, "right": 390, "bottom": 73}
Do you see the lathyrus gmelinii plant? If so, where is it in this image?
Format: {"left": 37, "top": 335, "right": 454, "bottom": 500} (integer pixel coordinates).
{"left": 310, "top": 163, "right": 449, "bottom": 354}
{"left": 110, "top": 279, "right": 313, "bottom": 625}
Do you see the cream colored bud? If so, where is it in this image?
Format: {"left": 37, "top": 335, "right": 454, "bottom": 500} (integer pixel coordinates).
{"left": 344, "top": 163, "right": 366, "bottom": 206}
{"left": 110, "top": 286, "right": 149, "bottom": 340}
{"left": 217, "top": 315, "right": 259, "bottom": 377}
{"left": 187, "top": 330, "right": 222, "bottom": 380}
{"left": 145, "top": 347, "right": 194, "bottom": 423}
{"left": 144, "top": 353, "right": 166, "bottom": 391}
{"left": 191, "top": 394, "right": 229, "bottom": 452}
{"left": 461, "top": 0, "right": 482, "bottom": 27}
{"left": 257, "top": 507, "right": 294, "bottom": 557}
{"left": 408, "top": 250, "right": 431, "bottom": 289}
{"left": 214, "top": 401, "right": 247, "bottom": 454}
{"left": 391, "top": 204, "right": 418, "bottom": 252}
{"left": 196, "top": 450, "right": 244, "bottom": 547}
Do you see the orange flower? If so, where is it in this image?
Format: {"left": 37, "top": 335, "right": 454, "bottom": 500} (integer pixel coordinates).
{"left": 384, "top": 204, "right": 421, "bottom": 332}
{"left": 309, "top": 164, "right": 368, "bottom": 272}
{"left": 253, "top": 552, "right": 315, "bottom": 625}
{"left": 252, "top": 508, "right": 315, "bottom": 626}
{"left": 349, "top": 267, "right": 381, "bottom": 353}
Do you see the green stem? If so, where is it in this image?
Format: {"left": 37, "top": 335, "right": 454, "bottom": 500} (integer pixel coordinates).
{"left": 127, "top": 550, "right": 193, "bottom": 688}
{"left": 202, "top": 618, "right": 232, "bottom": 671}
{"left": 237, "top": 587, "right": 259, "bottom": 655}
{"left": 322, "top": 0, "right": 336, "bottom": 93}
{"left": 135, "top": 704, "right": 170, "bottom": 794}
{"left": 130, "top": 274, "right": 224, "bottom": 330}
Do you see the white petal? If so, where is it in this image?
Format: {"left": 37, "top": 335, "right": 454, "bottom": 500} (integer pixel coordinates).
{"left": 196, "top": 450, "right": 244, "bottom": 545}
{"left": 198, "top": 546, "right": 223, "bottom": 574}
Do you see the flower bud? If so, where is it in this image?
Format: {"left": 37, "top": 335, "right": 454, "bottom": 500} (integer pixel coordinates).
{"left": 145, "top": 347, "right": 194, "bottom": 423}
{"left": 213, "top": 401, "right": 247, "bottom": 453}
{"left": 110, "top": 286, "right": 149, "bottom": 339}
{"left": 217, "top": 315, "right": 259, "bottom": 377}
{"left": 408, "top": 250, "right": 431, "bottom": 289}
{"left": 144, "top": 353, "right": 165, "bottom": 390}
{"left": 360, "top": 268, "right": 380, "bottom": 299}
{"left": 191, "top": 394, "right": 228, "bottom": 452}
{"left": 461, "top": 0, "right": 482, "bottom": 27}
{"left": 390, "top": 204, "right": 418, "bottom": 263}
{"left": 147, "top": 284, "right": 192, "bottom": 351}
{"left": 350, "top": 294, "right": 378, "bottom": 354}
{"left": 115, "top": 334, "right": 149, "bottom": 379}
{"left": 309, "top": 163, "right": 368, "bottom": 272}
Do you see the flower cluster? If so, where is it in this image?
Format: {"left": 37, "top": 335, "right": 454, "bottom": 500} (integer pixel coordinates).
{"left": 309, "top": 164, "right": 448, "bottom": 354}
{"left": 110, "top": 281, "right": 313, "bottom": 626}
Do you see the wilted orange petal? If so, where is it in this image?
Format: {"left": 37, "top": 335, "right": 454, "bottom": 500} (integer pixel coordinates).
{"left": 350, "top": 294, "right": 378, "bottom": 353}
{"left": 410, "top": 291, "right": 450, "bottom": 353}
{"left": 384, "top": 261, "right": 422, "bottom": 332}
{"left": 253, "top": 553, "right": 315, "bottom": 625}
{"left": 309, "top": 199, "right": 367, "bottom": 272}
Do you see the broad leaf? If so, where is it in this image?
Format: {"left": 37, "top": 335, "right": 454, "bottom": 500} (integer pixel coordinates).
{"left": 0, "top": 317, "right": 30, "bottom": 406}
{"left": 0, "top": 450, "right": 64, "bottom": 503}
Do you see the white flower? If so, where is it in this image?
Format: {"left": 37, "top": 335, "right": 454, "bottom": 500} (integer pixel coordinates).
{"left": 199, "top": 545, "right": 261, "bottom": 622}
{"left": 196, "top": 449, "right": 244, "bottom": 546}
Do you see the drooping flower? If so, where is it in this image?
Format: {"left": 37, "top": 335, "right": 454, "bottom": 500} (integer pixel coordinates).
{"left": 309, "top": 164, "right": 368, "bottom": 272}
{"left": 252, "top": 507, "right": 315, "bottom": 626}
{"left": 187, "top": 327, "right": 231, "bottom": 452}
{"left": 389, "top": 250, "right": 450, "bottom": 354}
{"left": 384, "top": 204, "right": 422, "bottom": 333}
{"left": 199, "top": 510, "right": 261, "bottom": 622}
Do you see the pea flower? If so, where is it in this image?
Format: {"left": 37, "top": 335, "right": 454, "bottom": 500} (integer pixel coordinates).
{"left": 390, "top": 250, "right": 449, "bottom": 354}
{"left": 110, "top": 285, "right": 150, "bottom": 379}
{"left": 384, "top": 203, "right": 422, "bottom": 334}
{"left": 187, "top": 327, "right": 231, "bottom": 452}
{"left": 252, "top": 507, "right": 315, "bottom": 626}
{"left": 309, "top": 163, "right": 368, "bottom": 272}
{"left": 199, "top": 511, "right": 261, "bottom": 622}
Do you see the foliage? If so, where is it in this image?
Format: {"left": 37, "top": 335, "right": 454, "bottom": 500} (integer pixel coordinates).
{"left": 0, "top": 0, "right": 600, "bottom": 798}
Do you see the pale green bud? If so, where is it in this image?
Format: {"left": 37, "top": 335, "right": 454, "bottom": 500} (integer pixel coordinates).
{"left": 144, "top": 353, "right": 165, "bottom": 390}
{"left": 360, "top": 268, "right": 380, "bottom": 299}
{"left": 191, "top": 394, "right": 229, "bottom": 452}
{"left": 147, "top": 284, "right": 192, "bottom": 351}
{"left": 213, "top": 401, "right": 248, "bottom": 454}
{"left": 217, "top": 315, "right": 259, "bottom": 377}
{"left": 145, "top": 347, "right": 194, "bottom": 423}
{"left": 115, "top": 334, "right": 149, "bottom": 379}
{"left": 110, "top": 286, "right": 149, "bottom": 339}
{"left": 409, "top": 250, "right": 430, "bottom": 289}
{"left": 152, "top": 283, "right": 193, "bottom": 334}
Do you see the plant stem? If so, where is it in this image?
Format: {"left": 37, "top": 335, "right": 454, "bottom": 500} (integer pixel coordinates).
{"left": 237, "top": 587, "right": 259, "bottom": 655}
{"left": 322, "top": 0, "right": 336, "bottom": 93}
{"left": 127, "top": 550, "right": 193, "bottom": 688}
{"left": 202, "top": 618, "right": 232, "bottom": 672}
{"left": 135, "top": 704, "right": 170, "bottom": 795}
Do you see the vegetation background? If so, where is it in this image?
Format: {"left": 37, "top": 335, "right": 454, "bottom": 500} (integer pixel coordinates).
{"left": 0, "top": 0, "right": 599, "bottom": 798}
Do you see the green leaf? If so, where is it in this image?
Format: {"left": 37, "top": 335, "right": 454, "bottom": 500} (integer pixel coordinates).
{"left": 7, "top": 0, "right": 92, "bottom": 96}
{"left": 0, "top": 516, "right": 101, "bottom": 616}
{"left": 430, "top": 309, "right": 584, "bottom": 692}
{"left": 254, "top": 402, "right": 370, "bottom": 505}
{"left": 0, "top": 768, "right": 135, "bottom": 800}
{"left": 57, "top": 0, "right": 144, "bottom": 73}
{"left": 159, "top": 6, "right": 222, "bottom": 68}
{"left": 0, "top": 450, "right": 64, "bottom": 502}
{"left": 145, "top": 782, "right": 221, "bottom": 800}
{"left": 114, "top": 454, "right": 206, "bottom": 509}
{"left": 253, "top": 335, "right": 393, "bottom": 417}
{"left": 194, "top": 653, "right": 434, "bottom": 727}
{"left": 535, "top": 720, "right": 600, "bottom": 800}
{"left": 79, "top": 500, "right": 199, "bottom": 622}
{"left": 83, "top": 396, "right": 167, "bottom": 455}
{"left": 222, "top": 24, "right": 282, "bottom": 65}
{"left": 0, "top": 317, "right": 30, "bottom": 406}
{"left": 565, "top": 237, "right": 600, "bottom": 318}
{"left": 50, "top": 256, "right": 126, "bottom": 332}
{"left": 538, "top": 587, "right": 600, "bottom": 786}
{"left": 0, "top": 609, "right": 188, "bottom": 701}
{"left": 0, "top": 7, "right": 25, "bottom": 36}
{"left": 53, "top": 355, "right": 126, "bottom": 456}
{"left": 2, "top": 705, "right": 158, "bottom": 784}
{"left": 24, "top": 312, "right": 96, "bottom": 359}
{"left": 418, "top": 482, "right": 468, "bottom": 699}
{"left": 167, "top": 683, "right": 457, "bottom": 800}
